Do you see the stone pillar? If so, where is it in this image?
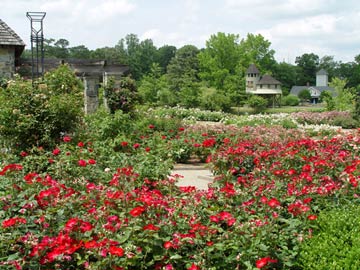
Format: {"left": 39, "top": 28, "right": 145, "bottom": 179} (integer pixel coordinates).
{"left": 83, "top": 75, "right": 99, "bottom": 114}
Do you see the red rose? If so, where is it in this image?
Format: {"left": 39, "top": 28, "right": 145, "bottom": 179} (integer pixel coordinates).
{"left": 129, "top": 206, "right": 145, "bottom": 217}
{"left": 78, "top": 159, "right": 87, "bottom": 167}
{"left": 63, "top": 136, "right": 71, "bottom": 142}
{"left": 88, "top": 159, "right": 96, "bottom": 165}
{"left": 52, "top": 148, "right": 61, "bottom": 155}
{"left": 109, "top": 246, "right": 124, "bottom": 256}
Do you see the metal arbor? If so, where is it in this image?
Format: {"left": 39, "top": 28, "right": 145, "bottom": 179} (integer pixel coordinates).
{"left": 26, "top": 12, "right": 46, "bottom": 80}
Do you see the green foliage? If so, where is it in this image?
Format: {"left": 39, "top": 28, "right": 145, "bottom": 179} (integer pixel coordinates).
{"left": 138, "top": 63, "right": 170, "bottom": 105}
{"left": 281, "top": 95, "right": 300, "bottom": 106}
{"left": 329, "top": 77, "right": 356, "bottom": 112}
{"left": 298, "top": 89, "right": 311, "bottom": 102}
{"left": 166, "top": 45, "right": 200, "bottom": 92}
{"left": 354, "top": 86, "right": 360, "bottom": 120}
{"left": 247, "top": 95, "right": 268, "bottom": 113}
{"left": 199, "top": 32, "right": 241, "bottom": 90}
{"left": 238, "top": 33, "right": 277, "bottom": 73}
{"left": 0, "top": 66, "right": 83, "bottom": 151}
{"left": 199, "top": 87, "right": 232, "bottom": 112}
{"left": 104, "top": 76, "right": 139, "bottom": 114}
{"left": 295, "top": 53, "right": 320, "bottom": 85}
{"left": 332, "top": 114, "right": 359, "bottom": 128}
{"left": 299, "top": 204, "right": 360, "bottom": 270}
{"left": 321, "top": 90, "right": 335, "bottom": 111}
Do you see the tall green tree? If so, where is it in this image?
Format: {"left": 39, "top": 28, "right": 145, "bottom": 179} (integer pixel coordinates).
{"left": 155, "top": 45, "right": 177, "bottom": 73}
{"left": 295, "top": 53, "right": 320, "bottom": 85}
{"left": 239, "top": 33, "right": 276, "bottom": 73}
{"left": 167, "top": 45, "right": 200, "bottom": 92}
{"left": 273, "top": 62, "right": 297, "bottom": 95}
{"left": 138, "top": 63, "right": 173, "bottom": 105}
{"left": 329, "top": 77, "right": 356, "bottom": 111}
{"left": 198, "top": 32, "right": 241, "bottom": 89}
{"left": 117, "top": 34, "right": 158, "bottom": 80}
{"left": 319, "top": 55, "right": 338, "bottom": 81}
{"left": 69, "top": 45, "right": 91, "bottom": 59}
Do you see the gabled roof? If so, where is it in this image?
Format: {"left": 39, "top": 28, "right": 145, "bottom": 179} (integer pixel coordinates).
{"left": 290, "top": 86, "right": 335, "bottom": 97}
{"left": 246, "top": 63, "right": 260, "bottom": 74}
{"left": 257, "top": 74, "right": 281, "bottom": 85}
{"left": 0, "top": 19, "right": 25, "bottom": 46}
{"left": 316, "top": 69, "right": 328, "bottom": 75}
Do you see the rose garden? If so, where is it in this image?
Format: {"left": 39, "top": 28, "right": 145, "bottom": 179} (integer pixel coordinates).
{"left": 0, "top": 66, "right": 359, "bottom": 269}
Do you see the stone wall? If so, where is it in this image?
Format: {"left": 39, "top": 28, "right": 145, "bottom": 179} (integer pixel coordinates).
{"left": 0, "top": 46, "right": 15, "bottom": 78}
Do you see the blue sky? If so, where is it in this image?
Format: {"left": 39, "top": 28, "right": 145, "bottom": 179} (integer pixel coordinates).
{"left": 2, "top": 0, "right": 360, "bottom": 63}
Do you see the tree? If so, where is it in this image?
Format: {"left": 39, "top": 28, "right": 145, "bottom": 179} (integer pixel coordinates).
{"left": 273, "top": 62, "right": 297, "bottom": 96}
{"left": 138, "top": 63, "right": 171, "bottom": 105}
{"left": 329, "top": 77, "right": 356, "bottom": 111}
{"left": 167, "top": 45, "right": 200, "bottom": 92}
{"left": 69, "top": 45, "right": 91, "bottom": 59}
{"left": 298, "top": 89, "right": 311, "bottom": 103}
{"left": 239, "top": 33, "right": 276, "bottom": 73}
{"left": 295, "top": 53, "right": 320, "bottom": 85}
{"left": 90, "top": 47, "right": 120, "bottom": 61}
{"left": 53, "top": 38, "right": 70, "bottom": 59}
{"left": 198, "top": 32, "right": 241, "bottom": 89}
{"left": 155, "top": 45, "right": 177, "bottom": 73}
{"left": 319, "top": 55, "right": 338, "bottom": 81}
{"left": 116, "top": 34, "right": 158, "bottom": 80}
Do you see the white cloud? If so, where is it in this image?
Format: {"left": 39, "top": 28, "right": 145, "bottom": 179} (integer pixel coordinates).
{"left": 268, "top": 14, "right": 338, "bottom": 38}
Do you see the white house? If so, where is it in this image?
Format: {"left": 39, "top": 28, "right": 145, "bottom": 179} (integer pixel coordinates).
{"left": 290, "top": 69, "right": 334, "bottom": 104}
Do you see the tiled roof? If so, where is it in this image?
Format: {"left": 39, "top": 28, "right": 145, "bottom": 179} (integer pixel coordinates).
{"left": 257, "top": 74, "right": 281, "bottom": 85}
{"left": 289, "top": 85, "right": 335, "bottom": 97}
{"left": 246, "top": 63, "right": 260, "bottom": 74}
{"left": 0, "top": 19, "right": 25, "bottom": 46}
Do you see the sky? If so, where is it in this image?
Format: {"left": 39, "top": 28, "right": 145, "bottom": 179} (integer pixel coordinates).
{"left": 1, "top": 0, "right": 360, "bottom": 64}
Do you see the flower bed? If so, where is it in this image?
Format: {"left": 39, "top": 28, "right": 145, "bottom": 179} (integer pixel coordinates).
{"left": 0, "top": 125, "right": 359, "bottom": 269}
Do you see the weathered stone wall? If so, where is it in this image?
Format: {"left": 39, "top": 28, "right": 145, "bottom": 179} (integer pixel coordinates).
{"left": 0, "top": 46, "right": 15, "bottom": 78}
{"left": 83, "top": 75, "right": 99, "bottom": 114}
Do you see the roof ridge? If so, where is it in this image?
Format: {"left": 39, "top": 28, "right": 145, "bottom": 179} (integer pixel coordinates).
{"left": 0, "top": 18, "right": 26, "bottom": 46}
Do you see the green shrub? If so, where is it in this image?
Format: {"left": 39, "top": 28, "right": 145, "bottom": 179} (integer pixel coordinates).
{"left": 281, "top": 95, "right": 300, "bottom": 106}
{"left": 298, "top": 89, "right": 311, "bottom": 103}
{"left": 104, "top": 76, "right": 139, "bottom": 114}
{"left": 0, "top": 66, "right": 83, "bottom": 151}
{"left": 354, "top": 86, "right": 360, "bottom": 120}
{"left": 247, "top": 95, "right": 268, "bottom": 113}
{"left": 199, "top": 87, "right": 232, "bottom": 112}
{"left": 299, "top": 204, "right": 360, "bottom": 270}
{"left": 331, "top": 114, "right": 359, "bottom": 128}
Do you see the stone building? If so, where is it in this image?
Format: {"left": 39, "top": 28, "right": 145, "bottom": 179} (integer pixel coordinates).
{"left": 245, "top": 63, "right": 282, "bottom": 107}
{"left": 0, "top": 19, "right": 25, "bottom": 79}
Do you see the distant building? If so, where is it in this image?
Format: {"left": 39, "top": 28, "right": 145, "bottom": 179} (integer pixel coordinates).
{"left": 245, "top": 63, "right": 282, "bottom": 106}
{"left": 290, "top": 69, "right": 334, "bottom": 104}
{"left": 0, "top": 19, "right": 25, "bottom": 79}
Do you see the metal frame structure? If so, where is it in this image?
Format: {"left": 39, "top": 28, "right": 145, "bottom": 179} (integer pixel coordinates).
{"left": 26, "top": 12, "right": 46, "bottom": 80}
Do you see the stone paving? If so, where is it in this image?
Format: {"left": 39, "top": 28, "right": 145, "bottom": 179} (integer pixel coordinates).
{"left": 171, "top": 163, "right": 214, "bottom": 190}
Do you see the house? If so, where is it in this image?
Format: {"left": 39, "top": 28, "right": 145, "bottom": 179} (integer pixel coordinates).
{"left": 289, "top": 69, "right": 334, "bottom": 104}
{"left": 245, "top": 63, "right": 282, "bottom": 106}
{"left": 0, "top": 19, "right": 25, "bottom": 79}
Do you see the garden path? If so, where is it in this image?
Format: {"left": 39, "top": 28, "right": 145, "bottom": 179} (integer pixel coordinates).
{"left": 171, "top": 163, "right": 214, "bottom": 190}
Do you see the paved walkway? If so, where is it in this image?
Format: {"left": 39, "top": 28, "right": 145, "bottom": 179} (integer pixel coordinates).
{"left": 171, "top": 163, "right": 214, "bottom": 190}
